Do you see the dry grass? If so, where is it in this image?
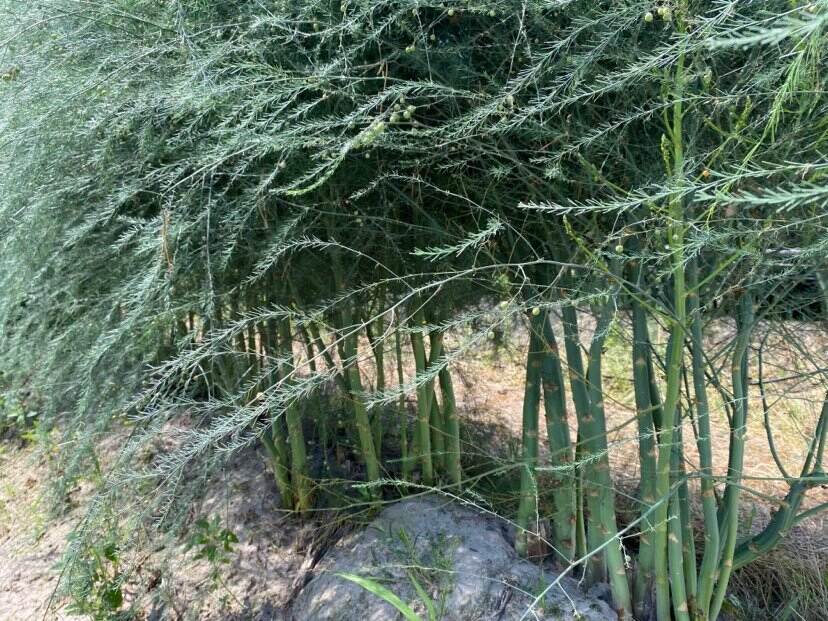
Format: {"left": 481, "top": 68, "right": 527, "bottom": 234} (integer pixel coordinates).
{"left": 444, "top": 311, "right": 828, "bottom": 620}
{"left": 3, "top": 311, "right": 826, "bottom": 619}
{"left": 281, "top": 309, "right": 828, "bottom": 618}
{"left": 0, "top": 428, "right": 316, "bottom": 620}
{"left": 448, "top": 313, "right": 828, "bottom": 505}
{"left": 725, "top": 516, "right": 828, "bottom": 621}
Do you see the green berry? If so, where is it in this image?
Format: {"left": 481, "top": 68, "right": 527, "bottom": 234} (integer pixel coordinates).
{"left": 644, "top": 11, "right": 654, "bottom": 22}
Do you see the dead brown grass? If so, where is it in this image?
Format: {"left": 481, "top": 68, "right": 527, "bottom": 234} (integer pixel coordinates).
{"left": 444, "top": 312, "right": 828, "bottom": 620}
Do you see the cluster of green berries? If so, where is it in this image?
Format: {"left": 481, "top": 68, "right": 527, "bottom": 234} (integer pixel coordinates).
{"left": 355, "top": 120, "right": 386, "bottom": 149}
{"left": 644, "top": 5, "right": 672, "bottom": 22}
{"left": 355, "top": 99, "right": 418, "bottom": 150}
{"left": 497, "top": 300, "right": 542, "bottom": 317}
{"left": 496, "top": 93, "right": 516, "bottom": 115}
{"left": 390, "top": 100, "right": 417, "bottom": 123}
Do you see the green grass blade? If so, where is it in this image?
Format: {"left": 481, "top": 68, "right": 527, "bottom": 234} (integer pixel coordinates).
{"left": 405, "top": 569, "right": 438, "bottom": 621}
{"left": 335, "top": 572, "right": 423, "bottom": 621}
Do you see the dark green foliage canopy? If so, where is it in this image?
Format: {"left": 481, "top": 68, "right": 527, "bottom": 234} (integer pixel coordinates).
{"left": 1, "top": 1, "right": 827, "bottom": 616}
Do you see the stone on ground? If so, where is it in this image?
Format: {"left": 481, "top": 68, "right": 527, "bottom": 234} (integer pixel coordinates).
{"left": 291, "top": 496, "right": 617, "bottom": 621}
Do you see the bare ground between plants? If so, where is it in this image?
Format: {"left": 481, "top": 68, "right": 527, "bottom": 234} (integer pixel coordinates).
{"left": 3, "top": 436, "right": 827, "bottom": 621}
{"left": 0, "top": 442, "right": 317, "bottom": 621}
{"left": 450, "top": 316, "right": 828, "bottom": 506}
{"left": 2, "top": 316, "right": 828, "bottom": 620}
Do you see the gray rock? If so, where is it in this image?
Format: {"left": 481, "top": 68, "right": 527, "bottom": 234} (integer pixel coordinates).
{"left": 291, "top": 497, "right": 617, "bottom": 621}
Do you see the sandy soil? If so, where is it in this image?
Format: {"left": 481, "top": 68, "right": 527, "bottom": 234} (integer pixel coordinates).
{"left": 2, "top": 314, "right": 827, "bottom": 620}
{"left": 449, "top": 315, "right": 828, "bottom": 507}
{"left": 0, "top": 441, "right": 317, "bottom": 621}
{"left": 0, "top": 441, "right": 78, "bottom": 621}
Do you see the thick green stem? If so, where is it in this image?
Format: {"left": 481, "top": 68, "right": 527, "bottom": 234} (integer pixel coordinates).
{"left": 575, "top": 435, "right": 588, "bottom": 561}
{"left": 260, "top": 317, "right": 293, "bottom": 509}
{"left": 262, "top": 421, "right": 294, "bottom": 510}
{"left": 366, "top": 317, "right": 385, "bottom": 457}
{"left": 410, "top": 310, "right": 434, "bottom": 485}
{"left": 299, "top": 324, "right": 330, "bottom": 475}
{"left": 631, "top": 293, "right": 658, "bottom": 620}
{"left": 341, "top": 305, "right": 381, "bottom": 485}
{"left": 655, "top": 39, "right": 689, "bottom": 621}
{"left": 732, "top": 484, "right": 803, "bottom": 571}
{"left": 395, "top": 325, "right": 411, "bottom": 480}
{"left": 279, "top": 319, "right": 311, "bottom": 512}
{"left": 439, "top": 364, "right": 462, "bottom": 487}
{"left": 817, "top": 270, "right": 828, "bottom": 319}
{"left": 668, "top": 408, "right": 691, "bottom": 621}
{"left": 516, "top": 313, "right": 544, "bottom": 557}
{"left": 654, "top": 331, "right": 686, "bottom": 621}
{"left": 561, "top": 304, "right": 607, "bottom": 584}
{"left": 562, "top": 298, "right": 631, "bottom": 617}
{"left": 585, "top": 305, "right": 632, "bottom": 619}
{"left": 247, "top": 291, "right": 258, "bottom": 376}
{"left": 429, "top": 396, "right": 446, "bottom": 474}
{"left": 540, "top": 312, "right": 575, "bottom": 563}
{"left": 428, "top": 330, "right": 446, "bottom": 474}
{"left": 688, "top": 259, "right": 719, "bottom": 619}
{"left": 709, "top": 291, "right": 753, "bottom": 621}
{"left": 677, "top": 443, "right": 697, "bottom": 615}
